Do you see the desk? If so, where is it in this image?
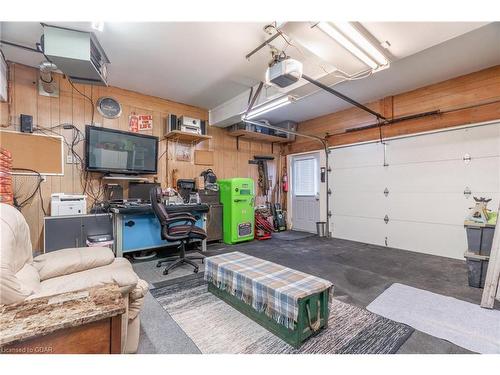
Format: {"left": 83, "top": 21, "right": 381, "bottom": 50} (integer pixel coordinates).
{"left": 110, "top": 203, "right": 209, "bottom": 257}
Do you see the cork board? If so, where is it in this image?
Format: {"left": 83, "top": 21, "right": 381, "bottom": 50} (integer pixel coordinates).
{"left": 194, "top": 150, "right": 214, "bottom": 166}
{"left": 0, "top": 130, "right": 64, "bottom": 175}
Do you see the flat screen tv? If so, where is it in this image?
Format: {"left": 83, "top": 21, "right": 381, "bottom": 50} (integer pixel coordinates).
{"left": 85, "top": 125, "right": 158, "bottom": 174}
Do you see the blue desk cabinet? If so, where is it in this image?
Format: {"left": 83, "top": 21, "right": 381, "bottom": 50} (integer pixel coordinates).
{"left": 121, "top": 213, "right": 166, "bottom": 252}
{"left": 114, "top": 210, "right": 207, "bottom": 256}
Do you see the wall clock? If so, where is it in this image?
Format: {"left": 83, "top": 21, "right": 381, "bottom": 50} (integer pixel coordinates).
{"left": 96, "top": 97, "right": 122, "bottom": 119}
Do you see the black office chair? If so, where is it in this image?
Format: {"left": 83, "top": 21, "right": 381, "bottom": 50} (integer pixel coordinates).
{"left": 150, "top": 187, "right": 206, "bottom": 275}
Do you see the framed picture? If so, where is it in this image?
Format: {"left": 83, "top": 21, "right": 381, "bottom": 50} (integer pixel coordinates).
{"left": 175, "top": 143, "right": 192, "bottom": 162}
{"left": 129, "top": 114, "right": 139, "bottom": 132}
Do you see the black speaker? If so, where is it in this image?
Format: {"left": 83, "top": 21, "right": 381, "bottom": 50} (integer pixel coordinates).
{"left": 20, "top": 114, "right": 33, "bottom": 133}
{"left": 166, "top": 114, "right": 178, "bottom": 134}
{"left": 105, "top": 184, "right": 123, "bottom": 201}
{"left": 200, "top": 120, "right": 206, "bottom": 135}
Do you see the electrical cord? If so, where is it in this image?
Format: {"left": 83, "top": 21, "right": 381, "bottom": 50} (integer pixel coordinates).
{"left": 67, "top": 79, "right": 95, "bottom": 126}
{"left": 12, "top": 168, "right": 47, "bottom": 215}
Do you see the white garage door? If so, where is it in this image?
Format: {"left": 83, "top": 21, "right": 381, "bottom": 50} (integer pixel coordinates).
{"left": 329, "top": 122, "right": 500, "bottom": 259}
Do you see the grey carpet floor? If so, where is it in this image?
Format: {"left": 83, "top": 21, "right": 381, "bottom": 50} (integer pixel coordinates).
{"left": 137, "top": 292, "right": 200, "bottom": 354}
{"left": 151, "top": 274, "right": 413, "bottom": 354}
{"left": 133, "top": 236, "right": 490, "bottom": 354}
{"left": 367, "top": 283, "right": 500, "bottom": 354}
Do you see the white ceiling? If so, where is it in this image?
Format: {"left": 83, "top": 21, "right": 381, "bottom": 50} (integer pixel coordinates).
{"left": 259, "top": 22, "right": 500, "bottom": 124}
{"left": 1, "top": 21, "right": 498, "bottom": 122}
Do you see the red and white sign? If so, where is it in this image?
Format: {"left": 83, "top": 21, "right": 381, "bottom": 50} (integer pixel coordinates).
{"left": 138, "top": 115, "right": 153, "bottom": 131}
{"left": 129, "top": 114, "right": 139, "bottom": 133}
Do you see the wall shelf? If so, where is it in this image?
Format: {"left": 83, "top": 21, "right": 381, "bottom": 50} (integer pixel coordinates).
{"left": 228, "top": 129, "right": 291, "bottom": 151}
{"left": 228, "top": 129, "right": 291, "bottom": 144}
{"left": 164, "top": 130, "right": 212, "bottom": 144}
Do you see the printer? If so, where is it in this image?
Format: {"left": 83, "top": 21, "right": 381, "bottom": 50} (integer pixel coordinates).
{"left": 50, "top": 193, "right": 87, "bottom": 216}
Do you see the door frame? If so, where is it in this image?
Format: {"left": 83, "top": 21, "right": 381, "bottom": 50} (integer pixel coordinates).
{"left": 287, "top": 151, "right": 327, "bottom": 232}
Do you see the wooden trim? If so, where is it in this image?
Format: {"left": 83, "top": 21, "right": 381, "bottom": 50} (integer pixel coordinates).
{"left": 110, "top": 315, "right": 122, "bottom": 354}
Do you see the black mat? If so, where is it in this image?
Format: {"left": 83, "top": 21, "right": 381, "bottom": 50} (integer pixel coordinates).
{"left": 272, "top": 230, "right": 316, "bottom": 241}
{"left": 151, "top": 274, "right": 414, "bottom": 354}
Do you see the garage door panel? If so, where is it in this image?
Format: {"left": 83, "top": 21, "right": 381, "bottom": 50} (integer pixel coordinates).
{"left": 387, "top": 221, "right": 466, "bottom": 259}
{"left": 331, "top": 143, "right": 384, "bottom": 169}
{"left": 387, "top": 192, "right": 472, "bottom": 225}
{"left": 332, "top": 216, "right": 386, "bottom": 246}
{"left": 387, "top": 129, "right": 467, "bottom": 164}
{"left": 333, "top": 191, "right": 385, "bottom": 218}
{"left": 463, "top": 125, "right": 500, "bottom": 157}
{"left": 332, "top": 167, "right": 387, "bottom": 191}
{"left": 387, "top": 161, "right": 467, "bottom": 192}
{"left": 465, "top": 157, "right": 500, "bottom": 194}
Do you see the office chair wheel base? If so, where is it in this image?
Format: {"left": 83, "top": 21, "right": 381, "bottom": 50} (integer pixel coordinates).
{"left": 163, "top": 270, "right": 169, "bottom": 275}
{"left": 193, "top": 268, "right": 199, "bottom": 274}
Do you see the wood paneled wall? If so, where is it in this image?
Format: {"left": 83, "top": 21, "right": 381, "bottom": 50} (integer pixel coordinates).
{"left": 2, "top": 63, "right": 278, "bottom": 251}
{"left": 285, "top": 65, "right": 500, "bottom": 154}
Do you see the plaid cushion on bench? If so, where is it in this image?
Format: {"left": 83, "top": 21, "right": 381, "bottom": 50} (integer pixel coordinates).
{"left": 204, "top": 251, "right": 333, "bottom": 329}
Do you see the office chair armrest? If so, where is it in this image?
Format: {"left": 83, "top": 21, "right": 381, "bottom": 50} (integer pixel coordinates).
{"left": 167, "top": 212, "right": 196, "bottom": 220}
{"left": 165, "top": 219, "right": 197, "bottom": 241}
{"left": 165, "top": 215, "right": 196, "bottom": 225}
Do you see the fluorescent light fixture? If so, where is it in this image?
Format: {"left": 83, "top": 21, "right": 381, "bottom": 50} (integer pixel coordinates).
{"left": 91, "top": 21, "right": 104, "bottom": 32}
{"left": 316, "top": 22, "right": 388, "bottom": 70}
{"left": 334, "top": 22, "right": 389, "bottom": 67}
{"left": 243, "top": 96, "right": 294, "bottom": 120}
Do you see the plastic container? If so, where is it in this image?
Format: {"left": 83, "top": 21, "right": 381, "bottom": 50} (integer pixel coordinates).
{"left": 465, "top": 224, "right": 495, "bottom": 256}
{"left": 464, "top": 252, "right": 489, "bottom": 288}
{"left": 316, "top": 222, "right": 326, "bottom": 237}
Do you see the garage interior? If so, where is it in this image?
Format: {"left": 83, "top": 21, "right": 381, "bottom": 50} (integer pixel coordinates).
{"left": 0, "top": 12, "right": 499, "bottom": 361}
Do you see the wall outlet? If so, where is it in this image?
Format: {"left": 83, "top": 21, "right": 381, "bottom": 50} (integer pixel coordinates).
{"left": 66, "top": 154, "right": 78, "bottom": 164}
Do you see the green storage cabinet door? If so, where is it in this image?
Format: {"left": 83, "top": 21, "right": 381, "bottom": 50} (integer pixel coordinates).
{"left": 219, "top": 178, "right": 255, "bottom": 244}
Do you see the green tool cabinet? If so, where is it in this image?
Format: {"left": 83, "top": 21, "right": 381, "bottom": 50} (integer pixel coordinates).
{"left": 218, "top": 178, "right": 255, "bottom": 244}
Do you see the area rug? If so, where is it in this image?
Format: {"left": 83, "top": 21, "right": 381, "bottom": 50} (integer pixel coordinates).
{"left": 150, "top": 275, "right": 413, "bottom": 354}
{"left": 367, "top": 283, "right": 500, "bottom": 354}
{"left": 272, "top": 230, "right": 316, "bottom": 241}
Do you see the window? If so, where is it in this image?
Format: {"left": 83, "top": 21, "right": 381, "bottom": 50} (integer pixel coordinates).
{"left": 293, "top": 157, "right": 317, "bottom": 196}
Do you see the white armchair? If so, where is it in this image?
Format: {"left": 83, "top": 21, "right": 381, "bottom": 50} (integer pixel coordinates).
{"left": 0, "top": 203, "right": 148, "bottom": 353}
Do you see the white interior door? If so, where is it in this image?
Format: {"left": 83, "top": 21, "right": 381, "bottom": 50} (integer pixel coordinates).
{"left": 329, "top": 122, "right": 500, "bottom": 259}
{"left": 291, "top": 152, "right": 320, "bottom": 233}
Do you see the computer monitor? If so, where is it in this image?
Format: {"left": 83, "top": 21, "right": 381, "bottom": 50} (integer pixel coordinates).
{"left": 128, "top": 182, "right": 160, "bottom": 202}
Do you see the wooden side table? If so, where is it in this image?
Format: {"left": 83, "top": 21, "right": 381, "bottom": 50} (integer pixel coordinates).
{"left": 0, "top": 284, "right": 126, "bottom": 354}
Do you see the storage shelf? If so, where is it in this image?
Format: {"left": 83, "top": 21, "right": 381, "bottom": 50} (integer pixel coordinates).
{"left": 228, "top": 129, "right": 291, "bottom": 144}
{"left": 164, "top": 131, "right": 212, "bottom": 144}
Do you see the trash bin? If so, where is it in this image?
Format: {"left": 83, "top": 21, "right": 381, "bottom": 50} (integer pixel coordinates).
{"left": 464, "top": 252, "right": 489, "bottom": 288}
{"left": 86, "top": 234, "right": 114, "bottom": 250}
{"left": 465, "top": 224, "right": 495, "bottom": 256}
{"left": 316, "top": 221, "right": 326, "bottom": 237}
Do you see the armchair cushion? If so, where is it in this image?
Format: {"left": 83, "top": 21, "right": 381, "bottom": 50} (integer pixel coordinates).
{"left": 34, "top": 247, "right": 115, "bottom": 281}
{"left": 30, "top": 257, "right": 139, "bottom": 299}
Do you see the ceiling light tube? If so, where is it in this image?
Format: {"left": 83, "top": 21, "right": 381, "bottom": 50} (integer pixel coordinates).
{"left": 316, "top": 22, "right": 379, "bottom": 70}
{"left": 243, "top": 96, "right": 294, "bottom": 120}
{"left": 333, "top": 22, "right": 389, "bottom": 67}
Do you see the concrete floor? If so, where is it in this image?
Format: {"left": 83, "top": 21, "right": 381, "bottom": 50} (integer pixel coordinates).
{"left": 133, "top": 235, "right": 491, "bottom": 354}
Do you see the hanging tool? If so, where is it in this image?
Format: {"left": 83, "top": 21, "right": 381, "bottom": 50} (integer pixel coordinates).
{"left": 248, "top": 155, "right": 275, "bottom": 198}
